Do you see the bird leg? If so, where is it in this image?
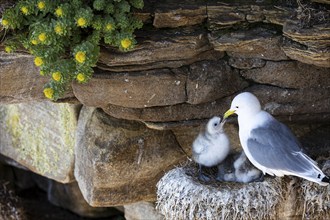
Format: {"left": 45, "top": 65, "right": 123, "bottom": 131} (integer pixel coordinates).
{"left": 198, "top": 164, "right": 211, "bottom": 182}
{"left": 252, "top": 173, "right": 265, "bottom": 182}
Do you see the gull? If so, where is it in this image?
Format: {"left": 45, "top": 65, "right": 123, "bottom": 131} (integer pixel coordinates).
{"left": 224, "top": 92, "right": 329, "bottom": 186}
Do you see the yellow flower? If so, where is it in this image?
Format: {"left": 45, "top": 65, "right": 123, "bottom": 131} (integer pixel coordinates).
{"left": 21, "top": 6, "right": 29, "bottom": 15}
{"left": 31, "top": 39, "right": 38, "bottom": 45}
{"left": 34, "top": 57, "right": 43, "bottom": 66}
{"left": 77, "top": 17, "right": 86, "bottom": 27}
{"left": 2, "top": 19, "right": 9, "bottom": 27}
{"left": 52, "top": 72, "right": 62, "bottom": 81}
{"left": 55, "top": 7, "right": 63, "bottom": 17}
{"left": 5, "top": 46, "right": 12, "bottom": 53}
{"left": 105, "top": 23, "right": 113, "bottom": 31}
{"left": 76, "top": 73, "right": 86, "bottom": 82}
{"left": 75, "top": 51, "right": 86, "bottom": 63}
{"left": 121, "top": 38, "right": 132, "bottom": 49}
{"left": 37, "top": 1, "right": 45, "bottom": 10}
{"left": 43, "top": 88, "right": 54, "bottom": 99}
{"left": 54, "top": 25, "right": 63, "bottom": 35}
{"left": 38, "top": 33, "right": 47, "bottom": 42}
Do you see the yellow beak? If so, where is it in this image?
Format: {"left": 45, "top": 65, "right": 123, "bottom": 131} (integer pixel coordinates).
{"left": 223, "top": 109, "right": 236, "bottom": 119}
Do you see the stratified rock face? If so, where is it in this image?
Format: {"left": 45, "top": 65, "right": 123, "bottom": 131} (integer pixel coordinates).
{"left": 153, "top": 1, "right": 207, "bottom": 28}
{"left": 186, "top": 60, "right": 248, "bottom": 104}
{"left": 74, "top": 107, "right": 185, "bottom": 206}
{"left": 124, "top": 202, "right": 164, "bottom": 220}
{"left": 0, "top": 52, "right": 74, "bottom": 104}
{"left": 0, "top": 0, "right": 330, "bottom": 216}
{"left": 0, "top": 102, "right": 79, "bottom": 183}
{"left": 241, "top": 61, "right": 330, "bottom": 89}
{"left": 73, "top": 69, "right": 187, "bottom": 108}
{"left": 97, "top": 27, "right": 222, "bottom": 72}
{"left": 209, "top": 27, "right": 288, "bottom": 61}
{"left": 0, "top": 53, "right": 47, "bottom": 103}
{"left": 282, "top": 21, "right": 330, "bottom": 68}
{"left": 48, "top": 180, "right": 121, "bottom": 218}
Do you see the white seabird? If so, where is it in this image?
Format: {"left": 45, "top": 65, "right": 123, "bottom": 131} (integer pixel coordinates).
{"left": 223, "top": 92, "right": 330, "bottom": 186}
{"left": 192, "top": 116, "right": 230, "bottom": 181}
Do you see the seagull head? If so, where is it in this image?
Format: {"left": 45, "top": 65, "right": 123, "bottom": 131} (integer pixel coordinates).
{"left": 206, "top": 116, "right": 224, "bottom": 135}
{"left": 223, "top": 92, "right": 261, "bottom": 119}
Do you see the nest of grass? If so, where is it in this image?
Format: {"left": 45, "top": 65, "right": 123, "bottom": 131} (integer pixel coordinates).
{"left": 301, "top": 180, "right": 330, "bottom": 219}
{"left": 300, "top": 159, "right": 330, "bottom": 219}
{"left": 156, "top": 162, "right": 283, "bottom": 220}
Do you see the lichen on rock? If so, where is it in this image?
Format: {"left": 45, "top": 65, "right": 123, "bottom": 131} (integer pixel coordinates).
{"left": 0, "top": 102, "right": 79, "bottom": 183}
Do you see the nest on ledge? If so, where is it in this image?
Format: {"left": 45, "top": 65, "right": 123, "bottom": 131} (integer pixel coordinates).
{"left": 156, "top": 161, "right": 330, "bottom": 220}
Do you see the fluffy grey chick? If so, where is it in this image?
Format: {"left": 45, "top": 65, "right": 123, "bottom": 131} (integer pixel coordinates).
{"left": 217, "top": 151, "right": 263, "bottom": 183}
{"left": 192, "top": 116, "right": 230, "bottom": 181}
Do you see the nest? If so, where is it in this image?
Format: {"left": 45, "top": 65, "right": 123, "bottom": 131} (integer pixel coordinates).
{"left": 156, "top": 162, "right": 330, "bottom": 220}
{"left": 301, "top": 180, "right": 330, "bottom": 219}
{"left": 156, "top": 163, "right": 283, "bottom": 220}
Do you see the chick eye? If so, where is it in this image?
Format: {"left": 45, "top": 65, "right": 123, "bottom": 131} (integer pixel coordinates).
{"left": 235, "top": 106, "right": 239, "bottom": 109}
{"left": 213, "top": 123, "right": 218, "bottom": 127}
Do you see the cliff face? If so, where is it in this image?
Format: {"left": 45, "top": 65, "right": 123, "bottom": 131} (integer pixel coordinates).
{"left": 0, "top": 0, "right": 330, "bottom": 219}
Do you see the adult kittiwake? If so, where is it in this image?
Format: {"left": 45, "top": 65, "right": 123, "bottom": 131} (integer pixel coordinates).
{"left": 223, "top": 92, "right": 330, "bottom": 186}
{"left": 192, "top": 116, "right": 230, "bottom": 181}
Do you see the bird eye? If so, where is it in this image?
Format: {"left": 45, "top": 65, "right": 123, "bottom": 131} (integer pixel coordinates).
{"left": 235, "top": 106, "right": 239, "bottom": 109}
{"left": 213, "top": 123, "right": 218, "bottom": 127}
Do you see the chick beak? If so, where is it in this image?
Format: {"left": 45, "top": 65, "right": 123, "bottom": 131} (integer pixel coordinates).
{"left": 223, "top": 109, "right": 236, "bottom": 119}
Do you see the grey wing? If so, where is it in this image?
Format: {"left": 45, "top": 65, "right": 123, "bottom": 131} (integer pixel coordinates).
{"left": 247, "top": 118, "right": 313, "bottom": 173}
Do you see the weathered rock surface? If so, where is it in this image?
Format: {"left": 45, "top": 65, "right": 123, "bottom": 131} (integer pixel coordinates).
{"left": 228, "top": 57, "right": 266, "bottom": 69}
{"left": 75, "top": 60, "right": 247, "bottom": 108}
{"left": 247, "top": 85, "right": 330, "bottom": 121}
{"left": 73, "top": 69, "right": 187, "bottom": 108}
{"left": 0, "top": 52, "right": 74, "bottom": 104}
{"left": 282, "top": 21, "right": 330, "bottom": 67}
{"left": 186, "top": 60, "right": 248, "bottom": 104}
{"left": 283, "top": 21, "right": 330, "bottom": 49}
{"left": 0, "top": 101, "right": 79, "bottom": 183}
{"left": 0, "top": 0, "right": 330, "bottom": 217}
{"left": 241, "top": 61, "right": 330, "bottom": 89}
{"left": 124, "top": 202, "right": 164, "bottom": 220}
{"left": 209, "top": 27, "right": 288, "bottom": 61}
{"left": 282, "top": 43, "right": 330, "bottom": 68}
{"left": 301, "top": 125, "right": 330, "bottom": 158}
{"left": 104, "top": 83, "right": 330, "bottom": 124}
{"left": 207, "top": 1, "right": 292, "bottom": 29}
{"left": 48, "top": 180, "right": 121, "bottom": 218}
{"left": 153, "top": 0, "right": 206, "bottom": 28}
{"left": 98, "top": 27, "right": 223, "bottom": 72}
{"left": 74, "top": 107, "right": 186, "bottom": 206}
{"left": 103, "top": 97, "right": 231, "bottom": 122}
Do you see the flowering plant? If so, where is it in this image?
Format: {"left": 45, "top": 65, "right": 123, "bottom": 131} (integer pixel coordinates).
{"left": 2, "top": 0, "right": 143, "bottom": 100}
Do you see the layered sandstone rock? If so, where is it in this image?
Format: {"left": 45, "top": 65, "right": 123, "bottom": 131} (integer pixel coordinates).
{"left": 0, "top": 0, "right": 329, "bottom": 218}
{"left": 0, "top": 102, "right": 79, "bottom": 183}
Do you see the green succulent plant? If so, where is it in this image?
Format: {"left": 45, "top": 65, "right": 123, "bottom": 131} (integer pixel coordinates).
{"left": 2, "top": 0, "right": 144, "bottom": 100}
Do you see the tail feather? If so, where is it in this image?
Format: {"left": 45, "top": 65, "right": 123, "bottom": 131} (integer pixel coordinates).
{"left": 322, "top": 176, "right": 330, "bottom": 184}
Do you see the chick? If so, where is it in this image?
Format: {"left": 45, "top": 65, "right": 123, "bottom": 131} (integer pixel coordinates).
{"left": 192, "top": 116, "right": 230, "bottom": 181}
{"left": 217, "top": 151, "right": 264, "bottom": 183}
